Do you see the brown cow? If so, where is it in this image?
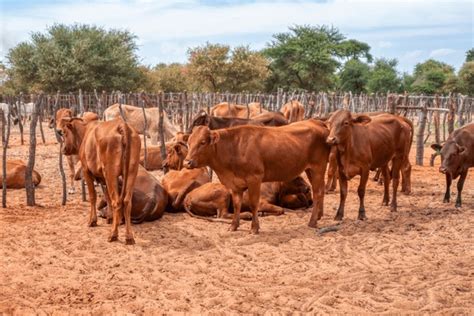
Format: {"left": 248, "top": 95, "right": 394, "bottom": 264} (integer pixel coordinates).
{"left": 210, "top": 102, "right": 267, "bottom": 118}
{"left": 50, "top": 108, "right": 99, "bottom": 194}
{"left": 162, "top": 167, "right": 211, "bottom": 211}
{"left": 280, "top": 100, "right": 305, "bottom": 123}
{"left": 325, "top": 113, "right": 413, "bottom": 195}
{"left": 60, "top": 117, "right": 140, "bottom": 244}
{"left": 139, "top": 141, "right": 188, "bottom": 171}
{"left": 103, "top": 103, "right": 178, "bottom": 144}
{"left": 188, "top": 110, "right": 287, "bottom": 133}
{"left": 431, "top": 123, "right": 474, "bottom": 208}
{"left": 97, "top": 166, "right": 168, "bottom": 224}
{"left": 326, "top": 110, "right": 412, "bottom": 221}
{"left": 183, "top": 176, "right": 312, "bottom": 219}
{"left": 184, "top": 121, "right": 330, "bottom": 233}
{"left": 0, "top": 160, "right": 41, "bottom": 189}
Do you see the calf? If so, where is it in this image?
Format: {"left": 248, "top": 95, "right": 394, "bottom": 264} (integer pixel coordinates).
{"left": 326, "top": 110, "right": 412, "bottom": 221}
{"left": 60, "top": 117, "right": 140, "bottom": 244}
{"left": 97, "top": 166, "right": 168, "bottom": 223}
{"left": 431, "top": 123, "right": 474, "bottom": 208}
{"left": 0, "top": 160, "right": 41, "bottom": 189}
{"left": 184, "top": 120, "right": 330, "bottom": 233}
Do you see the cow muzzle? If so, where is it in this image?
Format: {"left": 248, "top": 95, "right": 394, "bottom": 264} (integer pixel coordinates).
{"left": 326, "top": 136, "right": 338, "bottom": 145}
{"left": 183, "top": 159, "right": 196, "bottom": 169}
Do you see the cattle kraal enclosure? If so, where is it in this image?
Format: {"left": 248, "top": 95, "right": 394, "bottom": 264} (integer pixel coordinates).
{"left": 0, "top": 91, "right": 473, "bottom": 314}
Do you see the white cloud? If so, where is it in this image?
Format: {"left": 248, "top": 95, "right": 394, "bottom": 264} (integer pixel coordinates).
{"left": 377, "top": 41, "right": 393, "bottom": 48}
{"left": 403, "top": 50, "right": 424, "bottom": 60}
{"left": 429, "top": 48, "right": 457, "bottom": 58}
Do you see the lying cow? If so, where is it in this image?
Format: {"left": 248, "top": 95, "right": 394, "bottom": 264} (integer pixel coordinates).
{"left": 141, "top": 141, "right": 188, "bottom": 171}
{"left": 431, "top": 123, "right": 474, "bottom": 208}
{"left": 210, "top": 102, "right": 267, "bottom": 118}
{"left": 188, "top": 110, "right": 287, "bottom": 133}
{"left": 0, "top": 160, "right": 41, "bottom": 188}
{"left": 104, "top": 103, "right": 178, "bottom": 144}
{"left": 184, "top": 176, "right": 312, "bottom": 219}
{"left": 280, "top": 100, "right": 305, "bottom": 123}
{"left": 326, "top": 110, "right": 412, "bottom": 221}
{"left": 97, "top": 166, "right": 168, "bottom": 224}
{"left": 184, "top": 121, "right": 330, "bottom": 233}
{"left": 60, "top": 117, "right": 141, "bottom": 245}
{"left": 162, "top": 167, "right": 211, "bottom": 211}
{"left": 49, "top": 108, "right": 99, "bottom": 194}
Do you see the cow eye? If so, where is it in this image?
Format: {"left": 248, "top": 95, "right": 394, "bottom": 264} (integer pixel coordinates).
{"left": 344, "top": 121, "right": 349, "bottom": 126}
{"left": 200, "top": 140, "right": 206, "bottom": 145}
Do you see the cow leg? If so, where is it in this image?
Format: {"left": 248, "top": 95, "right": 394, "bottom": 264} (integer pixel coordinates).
{"left": 66, "top": 156, "right": 76, "bottom": 194}
{"left": 373, "top": 168, "right": 381, "bottom": 182}
{"left": 308, "top": 164, "right": 326, "bottom": 227}
{"left": 455, "top": 170, "right": 468, "bottom": 208}
{"left": 258, "top": 202, "right": 285, "bottom": 216}
{"left": 247, "top": 182, "right": 261, "bottom": 234}
{"left": 401, "top": 162, "right": 412, "bottom": 195}
{"left": 357, "top": 170, "right": 369, "bottom": 220}
{"left": 443, "top": 173, "right": 452, "bottom": 203}
{"left": 381, "top": 165, "right": 390, "bottom": 206}
{"left": 325, "top": 152, "right": 337, "bottom": 193}
{"left": 390, "top": 158, "right": 402, "bottom": 212}
{"left": 229, "top": 190, "right": 243, "bottom": 231}
{"left": 82, "top": 170, "right": 97, "bottom": 227}
{"left": 334, "top": 169, "right": 348, "bottom": 221}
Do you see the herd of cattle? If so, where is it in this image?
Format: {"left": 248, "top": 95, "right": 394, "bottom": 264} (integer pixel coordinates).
{"left": 2, "top": 100, "right": 473, "bottom": 245}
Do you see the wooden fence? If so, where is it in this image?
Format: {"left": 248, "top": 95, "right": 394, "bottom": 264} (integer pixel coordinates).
{"left": 1, "top": 91, "right": 473, "bottom": 207}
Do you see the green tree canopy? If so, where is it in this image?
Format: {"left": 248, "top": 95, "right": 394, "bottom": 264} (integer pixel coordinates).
{"left": 6, "top": 24, "right": 143, "bottom": 93}
{"left": 466, "top": 48, "right": 474, "bottom": 62}
{"left": 410, "top": 59, "right": 455, "bottom": 94}
{"left": 141, "top": 63, "right": 194, "bottom": 92}
{"left": 187, "top": 43, "right": 268, "bottom": 92}
{"left": 263, "top": 25, "right": 372, "bottom": 92}
{"left": 367, "top": 58, "right": 401, "bottom": 93}
{"left": 458, "top": 61, "right": 474, "bottom": 95}
{"left": 338, "top": 58, "right": 370, "bottom": 93}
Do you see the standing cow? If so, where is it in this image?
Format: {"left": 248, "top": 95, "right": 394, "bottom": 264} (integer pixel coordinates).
{"left": 60, "top": 117, "right": 140, "bottom": 244}
{"left": 184, "top": 120, "right": 330, "bottom": 233}
{"left": 326, "top": 110, "right": 412, "bottom": 221}
{"left": 431, "top": 123, "right": 474, "bottom": 208}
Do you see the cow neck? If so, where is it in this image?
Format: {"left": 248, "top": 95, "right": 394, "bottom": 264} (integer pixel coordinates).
{"left": 336, "top": 127, "right": 357, "bottom": 179}
{"left": 72, "top": 120, "right": 88, "bottom": 150}
{"left": 207, "top": 129, "right": 229, "bottom": 172}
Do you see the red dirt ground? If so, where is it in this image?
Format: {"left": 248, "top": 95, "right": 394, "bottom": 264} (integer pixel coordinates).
{"left": 1, "top": 124, "right": 473, "bottom": 314}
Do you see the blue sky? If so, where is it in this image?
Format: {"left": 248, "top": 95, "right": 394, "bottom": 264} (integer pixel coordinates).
{"left": 0, "top": 0, "right": 472, "bottom": 73}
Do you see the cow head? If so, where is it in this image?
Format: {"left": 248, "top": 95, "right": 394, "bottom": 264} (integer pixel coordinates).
{"left": 188, "top": 110, "right": 211, "bottom": 134}
{"left": 280, "top": 176, "right": 311, "bottom": 196}
{"left": 59, "top": 117, "right": 86, "bottom": 156}
{"left": 50, "top": 108, "right": 73, "bottom": 130}
{"left": 326, "top": 110, "right": 371, "bottom": 145}
{"left": 432, "top": 142, "right": 467, "bottom": 179}
{"left": 184, "top": 126, "right": 219, "bottom": 169}
{"left": 162, "top": 141, "right": 189, "bottom": 170}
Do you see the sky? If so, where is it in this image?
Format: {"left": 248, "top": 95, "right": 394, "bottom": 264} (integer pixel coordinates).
{"left": 0, "top": 0, "right": 472, "bottom": 73}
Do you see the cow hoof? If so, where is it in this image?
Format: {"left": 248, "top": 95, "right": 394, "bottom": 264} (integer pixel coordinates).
{"left": 125, "top": 238, "right": 135, "bottom": 245}
{"left": 455, "top": 203, "right": 462, "bottom": 208}
{"left": 88, "top": 221, "right": 97, "bottom": 227}
{"left": 334, "top": 215, "right": 343, "bottom": 221}
{"left": 108, "top": 235, "right": 118, "bottom": 242}
{"left": 308, "top": 221, "right": 317, "bottom": 228}
{"left": 228, "top": 224, "right": 238, "bottom": 232}
{"left": 250, "top": 228, "right": 259, "bottom": 235}
{"left": 390, "top": 207, "right": 397, "bottom": 212}
{"left": 358, "top": 214, "right": 367, "bottom": 221}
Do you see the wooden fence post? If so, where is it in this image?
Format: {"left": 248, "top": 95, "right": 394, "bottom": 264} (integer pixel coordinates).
{"left": 447, "top": 93, "right": 455, "bottom": 134}
{"left": 52, "top": 92, "right": 67, "bottom": 205}
{"left": 140, "top": 95, "right": 148, "bottom": 170}
{"left": 416, "top": 96, "right": 427, "bottom": 166}
{"left": 25, "top": 94, "right": 43, "bottom": 206}
{"left": 1, "top": 102, "right": 11, "bottom": 208}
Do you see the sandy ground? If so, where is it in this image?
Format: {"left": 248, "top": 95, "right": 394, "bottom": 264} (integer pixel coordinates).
{"left": 1, "top": 123, "right": 473, "bottom": 315}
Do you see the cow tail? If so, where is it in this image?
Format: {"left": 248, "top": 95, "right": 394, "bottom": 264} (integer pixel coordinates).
{"left": 118, "top": 122, "right": 132, "bottom": 204}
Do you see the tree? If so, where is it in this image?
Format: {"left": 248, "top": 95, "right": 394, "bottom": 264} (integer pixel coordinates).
{"left": 141, "top": 63, "right": 194, "bottom": 92}
{"left": 410, "top": 59, "right": 455, "bottom": 94}
{"left": 466, "top": 48, "right": 474, "bottom": 62}
{"left": 400, "top": 72, "right": 415, "bottom": 93}
{"left": 338, "top": 59, "right": 370, "bottom": 93}
{"left": 6, "top": 24, "right": 143, "bottom": 93}
{"left": 187, "top": 43, "right": 268, "bottom": 92}
{"left": 367, "top": 58, "right": 401, "bottom": 93}
{"left": 458, "top": 61, "right": 474, "bottom": 95}
{"left": 263, "top": 25, "right": 372, "bottom": 91}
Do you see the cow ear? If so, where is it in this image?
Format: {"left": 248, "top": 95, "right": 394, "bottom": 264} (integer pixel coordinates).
{"left": 182, "top": 134, "right": 190, "bottom": 142}
{"left": 209, "top": 131, "right": 220, "bottom": 145}
{"left": 352, "top": 115, "right": 371, "bottom": 125}
{"left": 174, "top": 143, "right": 182, "bottom": 154}
{"left": 431, "top": 144, "right": 442, "bottom": 152}
{"left": 458, "top": 145, "right": 466, "bottom": 155}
